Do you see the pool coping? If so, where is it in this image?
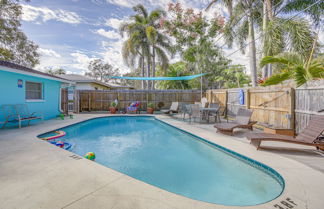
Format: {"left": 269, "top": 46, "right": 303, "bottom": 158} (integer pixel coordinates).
{"left": 1, "top": 114, "right": 323, "bottom": 209}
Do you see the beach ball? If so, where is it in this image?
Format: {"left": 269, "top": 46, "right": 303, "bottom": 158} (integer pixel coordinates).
{"left": 56, "top": 141, "right": 64, "bottom": 148}
{"left": 85, "top": 152, "right": 96, "bottom": 161}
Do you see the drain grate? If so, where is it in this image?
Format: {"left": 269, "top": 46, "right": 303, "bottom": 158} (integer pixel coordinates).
{"left": 69, "top": 154, "right": 83, "bottom": 160}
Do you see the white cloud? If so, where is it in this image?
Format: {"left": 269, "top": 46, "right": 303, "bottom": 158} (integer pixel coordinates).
{"left": 105, "top": 17, "right": 126, "bottom": 30}
{"left": 21, "top": 5, "right": 82, "bottom": 24}
{"left": 70, "top": 52, "right": 98, "bottom": 71}
{"left": 93, "top": 28, "right": 120, "bottom": 39}
{"left": 38, "top": 48, "right": 61, "bottom": 58}
{"left": 105, "top": 0, "right": 216, "bottom": 10}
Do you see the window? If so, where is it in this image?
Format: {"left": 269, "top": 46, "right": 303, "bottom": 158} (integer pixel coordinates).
{"left": 26, "top": 81, "right": 43, "bottom": 100}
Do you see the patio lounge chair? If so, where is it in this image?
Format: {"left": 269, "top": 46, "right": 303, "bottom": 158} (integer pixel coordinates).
{"left": 214, "top": 108, "right": 256, "bottom": 135}
{"left": 161, "top": 102, "right": 179, "bottom": 114}
{"left": 1, "top": 104, "right": 43, "bottom": 128}
{"left": 247, "top": 115, "right": 324, "bottom": 150}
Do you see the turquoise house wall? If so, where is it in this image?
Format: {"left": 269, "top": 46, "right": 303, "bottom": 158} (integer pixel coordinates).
{"left": 0, "top": 69, "right": 63, "bottom": 123}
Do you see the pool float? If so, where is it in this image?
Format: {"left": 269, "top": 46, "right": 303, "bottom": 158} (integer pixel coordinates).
{"left": 56, "top": 141, "right": 64, "bottom": 148}
{"left": 49, "top": 141, "right": 72, "bottom": 150}
{"left": 84, "top": 152, "right": 96, "bottom": 161}
{"left": 41, "top": 131, "right": 66, "bottom": 141}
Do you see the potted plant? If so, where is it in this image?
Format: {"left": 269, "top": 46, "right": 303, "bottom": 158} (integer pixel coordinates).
{"left": 147, "top": 103, "right": 154, "bottom": 114}
{"left": 109, "top": 101, "right": 118, "bottom": 114}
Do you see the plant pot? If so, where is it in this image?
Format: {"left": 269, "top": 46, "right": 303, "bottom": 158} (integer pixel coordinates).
{"left": 109, "top": 107, "right": 117, "bottom": 114}
{"left": 147, "top": 107, "right": 154, "bottom": 114}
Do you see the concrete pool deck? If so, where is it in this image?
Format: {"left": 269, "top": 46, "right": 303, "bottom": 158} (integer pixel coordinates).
{"left": 0, "top": 114, "right": 323, "bottom": 209}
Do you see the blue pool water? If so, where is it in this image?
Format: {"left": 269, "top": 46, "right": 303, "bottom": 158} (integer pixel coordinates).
{"left": 39, "top": 116, "right": 284, "bottom": 206}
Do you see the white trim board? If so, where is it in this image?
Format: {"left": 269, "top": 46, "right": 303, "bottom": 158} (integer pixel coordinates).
{"left": 0, "top": 66, "right": 75, "bottom": 84}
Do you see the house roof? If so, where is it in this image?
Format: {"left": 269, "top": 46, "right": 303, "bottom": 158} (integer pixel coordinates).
{"left": 58, "top": 74, "right": 134, "bottom": 89}
{"left": 0, "top": 60, "right": 73, "bottom": 83}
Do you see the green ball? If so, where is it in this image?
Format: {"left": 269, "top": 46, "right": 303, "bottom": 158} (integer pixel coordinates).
{"left": 84, "top": 152, "right": 95, "bottom": 161}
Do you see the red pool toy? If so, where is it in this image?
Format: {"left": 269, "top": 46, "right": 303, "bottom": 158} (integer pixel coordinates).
{"left": 41, "top": 131, "right": 66, "bottom": 141}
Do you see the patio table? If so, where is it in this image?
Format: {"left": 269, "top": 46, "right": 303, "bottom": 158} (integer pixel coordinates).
{"left": 200, "top": 107, "right": 219, "bottom": 123}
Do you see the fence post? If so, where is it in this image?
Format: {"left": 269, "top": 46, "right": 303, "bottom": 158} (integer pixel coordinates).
{"left": 224, "top": 90, "right": 228, "bottom": 118}
{"left": 246, "top": 89, "right": 250, "bottom": 109}
{"left": 88, "top": 92, "right": 91, "bottom": 112}
{"left": 289, "top": 88, "right": 296, "bottom": 132}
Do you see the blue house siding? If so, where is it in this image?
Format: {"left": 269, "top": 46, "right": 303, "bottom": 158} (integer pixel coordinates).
{"left": 0, "top": 69, "right": 63, "bottom": 123}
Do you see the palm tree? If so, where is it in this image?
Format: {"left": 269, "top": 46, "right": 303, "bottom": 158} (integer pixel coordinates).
{"left": 120, "top": 6, "right": 150, "bottom": 89}
{"left": 261, "top": 0, "right": 320, "bottom": 78}
{"left": 222, "top": 0, "right": 260, "bottom": 87}
{"left": 121, "top": 4, "right": 171, "bottom": 89}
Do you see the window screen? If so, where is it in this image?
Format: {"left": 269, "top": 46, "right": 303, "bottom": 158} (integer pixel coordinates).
{"left": 26, "top": 81, "right": 42, "bottom": 100}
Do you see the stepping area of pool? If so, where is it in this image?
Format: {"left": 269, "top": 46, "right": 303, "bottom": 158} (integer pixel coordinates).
{"left": 0, "top": 114, "right": 323, "bottom": 209}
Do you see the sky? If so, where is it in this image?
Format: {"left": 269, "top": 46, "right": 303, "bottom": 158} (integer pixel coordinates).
{"left": 19, "top": 0, "right": 252, "bottom": 75}
{"left": 19, "top": 0, "right": 323, "bottom": 75}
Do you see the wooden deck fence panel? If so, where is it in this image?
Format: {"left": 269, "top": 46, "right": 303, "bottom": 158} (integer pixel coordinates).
{"left": 248, "top": 88, "right": 293, "bottom": 129}
{"left": 76, "top": 90, "right": 202, "bottom": 113}
{"left": 207, "top": 87, "right": 294, "bottom": 129}
{"left": 295, "top": 87, "right": 324, "bottom": 133}
{"left": 226, "top": 89, "right": 248, "bottom": 117}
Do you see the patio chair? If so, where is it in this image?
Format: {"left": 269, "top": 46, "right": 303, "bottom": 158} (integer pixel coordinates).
{"left": 201, "top": 97, "right": 209, "bottom": 108}
{"left": 161, "top": 102, "right": 179, "bottom": 114}
{"left": 214, "top": 108, "right": 256, "bottom": 135}
{"left": 1, "top": 105, "right": 16, "bottom": 128}
{"left": 206, "top": 103, "right": 221, "bottom": 123}
{"left": 247, "top": 115, "right": 324, "bottom": 150}
{"left": 127, "top": 101, "right": 140, "bottom": 114}
{"left": 14, "top": 104, "right": 43, "bottom": 128}
{"left": 188, "top": 104, "right": 202, "bottom": 123}
{"left": 182, "top": 104, "right": 191, "bottom": 120}
{"left": 1, "top": 104, "right": 43, "bottom": 128}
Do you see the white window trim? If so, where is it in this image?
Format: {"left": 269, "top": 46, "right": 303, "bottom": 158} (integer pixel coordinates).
{"left": 26, "top": 99, "right": 46, "bottom": 103}
{"left": 25, "top": 81, "right": 43, "bottom": 100}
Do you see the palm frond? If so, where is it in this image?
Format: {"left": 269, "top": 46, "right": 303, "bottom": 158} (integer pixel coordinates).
{"left": 282, "top": 0, "right": 324, "bottom": 27}
{"left": 133, "top": 4, "right": 148, "bottom": 18}
{"left": 280, "top": 17, "right": 315, "bottom": 58}
{"left": 262, "top": 72, "right": 292, "bottom": 86}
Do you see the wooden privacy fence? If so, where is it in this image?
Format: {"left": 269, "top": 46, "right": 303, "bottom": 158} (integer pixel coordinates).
{"left": 75, "top": 89, "right": 203, "bottom": 113}
{"left": 295, "top": 86, "right": 324, "bottom": 133}
{"left": 207, "top": 87, "right": 295, "bottom": 130}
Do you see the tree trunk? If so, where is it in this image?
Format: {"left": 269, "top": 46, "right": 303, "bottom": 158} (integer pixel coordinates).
{"left": 265, "top": 0, "right": 273, "bottom": 77}
{"left": 248, "top": 14, "right": 258, "bottom": 87}
{"left": 152, "top": 47, "right": 156, "bottom": 90}
{"left": 262, "top": 1, "right": 268, "bottom": 79}
{"left": 227, "top": 2, "right": 233, "bottom": 18}
{"left": 147, "top": 55, "right": 151, "bottom": 90}
{"left": 141, "top": 56, "right": 145, "bottom": 89}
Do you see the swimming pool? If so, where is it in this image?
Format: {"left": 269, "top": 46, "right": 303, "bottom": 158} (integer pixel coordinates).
{"left": 38, "top": 116, "right": 284, "bottom": 206}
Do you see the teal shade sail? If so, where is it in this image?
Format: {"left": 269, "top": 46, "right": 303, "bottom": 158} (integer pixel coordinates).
{"left": 109, "top": 73, "right": 206, "bottom": 81}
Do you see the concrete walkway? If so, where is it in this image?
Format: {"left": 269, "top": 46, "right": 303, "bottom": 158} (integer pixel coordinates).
{"left": 0, "top": 114, "right": 323, "bottom": 209}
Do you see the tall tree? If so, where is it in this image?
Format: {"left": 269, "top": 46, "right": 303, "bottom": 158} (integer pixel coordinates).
{"left": 120, "top": 4, "right": 171, "bottom": 90}
{"left": 0, "top": 0, "right": 39, "bottom": 67}
{"left": 162, "top": 3, "right": 231, "bottom": 90}
{"left": 86, "top": 59, "right": 119, "bottom": 83}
